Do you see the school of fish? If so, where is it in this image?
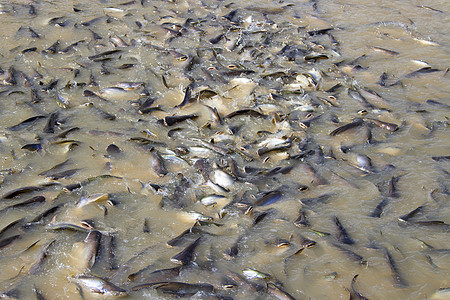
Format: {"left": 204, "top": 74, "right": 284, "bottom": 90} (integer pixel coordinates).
{"left": 0, "top": 0, "right": 449, "bottom": 299}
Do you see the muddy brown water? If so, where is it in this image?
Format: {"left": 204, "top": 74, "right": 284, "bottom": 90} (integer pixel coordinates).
{"left": 0, "top": 0, "right": 449, "bottom": 299}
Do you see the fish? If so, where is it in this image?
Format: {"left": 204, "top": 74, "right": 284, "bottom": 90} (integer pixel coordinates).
{"left": 174, "top": 85, "right": 192, "bottom": 108}
{"left": 431, "top": 287, "right": 450, "bottom": 300}
{"left": 132, "top": 281, "right": 214, "bottom": 296}
{"left": 348, "top": 274, "right": 369, "bottom": 300}
{"left": 82, "top": 230, "right": 102, "bottom": 269}
{"left": 160, "top": 114, "right": 199, "bottom": 126}
{"left": 0, "top": 195, "right": 45, "bottom": 214}
{"left": 149, "top": 148, "right": 168, "bottom": 177}
{"left": 254, "top": 190, "right": 283, "bottom": 206}
{"left": 224, "top": 109, "right": 266, "bottom": 119}
{"left": 128, "top": 265, "right": 182, "bottom": 282}
{"left": 334, "top": 216, "right": 355, "bottom": 245}
{"left": 28, "top": 240, "right": 56, "bottom": 275}
{"left": 267, "top": 282, "right": 296, "bottom": 300}
{"left": 370, "top": 198, "right": 389, "bottom": 218}
{"left": 73, "top": 275, "right": 127, "bottom": 296}
{"left": 384, "top": 248, "right": 408, "bottom": 288}
{"left": 329, "top": 242, "right": 366, "bottom": 265}
{"left": 398, "top": 205, "right": 425, "bottom": 223}
{"left": 43, "top": 111, "right": 59, "bottom": 133}
{"left": 77, "top": 193, "right": 109, "bottom": 207}
{"left": 330, "top": 119, "right": 365, "bottom": 136}
{"left": 8, "top": 115, "right": 46, "bottom": 131}
{"left": 369, "top": 46, "right": 399, "bottom": 56}
{"left": 2, "top": 186, "right": 44, "bottom": 199}
{"left": 364, "top": 118, "right": 398, "bottom": 132}
{"left": 299, "top": 193, "right": 334, "bottom": 206}
{"left": 170, "top": 237, "right": 201, "bottom": 265}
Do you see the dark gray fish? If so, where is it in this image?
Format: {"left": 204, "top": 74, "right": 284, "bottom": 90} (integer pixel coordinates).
{"left": 377, "top": 72, "right": 389, "bottom": 86}
{"left": 46, "top": 169, "right": 79, "bottom": 180}
{"left": 293, "top": 208, "right": 310, "bottom": 227}
{"left": 349, "top": 274, "right": 369, "bottom": 300}
{"left": 254, "top": 190, "right": 283, "bottom": 206}
{"left": 80, "top": 16, "right": 105, "bottom": 27}
{"left": 209, "top": 34, "right": 225, "bottom": 44}
{"left": 426, "top": 99, "right": 450, "bottom": 109}
{"left": 8, "top": 115, "right": 46, "bottom": 131}
{"left": 370, "top": 198, "right": 389, "bottom": 218}
{"left": 56, "top": 127, "right": 80, "bottom": 139}
{"left": 167, "top": 227, "right": 202, "bottom": 247}
{"left": 348, "top": 89, "right": 374, "bottom": 108}
{"left": 28, "top": 27, "right": 40, "bottom": 38}
{"left": 106, "top": 144, "right": 122, "bottom": 157}
{"left": 58, "top": 40, "right": 84, "bottom": 54}
{"left": 224, "top": 109, "right": 266, "bottom": 119}
{"left": 83, "top": 89, "right": 109, "bottom": 102}
{"left": 384, "top": 248, "right": 408, "bottom": 288}
{"left": 88, "top": 50, "right": 122, "bottom": 60}
{"left": 364, "top": 118, "right": 398, "bottom": 132}
{"left": 432, "top": 155, "right": 450, "bottom": 161}
{"left": 31, "top": 88, "right": 42, "bottom": 103}
{"left": 170, "top": 237, "right": 201, "bottom": 265}
{"left": 409, "top": 221, "right": 450, "bottom": 229}
{"left": 28, "top": 240, "right": 56, "bottom": 275}
{"left": 267, "top": 282, "right": 296, "bottom": 300}
{"left": 330, "top": 242, "right": 366, "bottom": 265}
{"left": 25, "top": 204, "right": 62, "bottom": 227}
{"left": 249, "top": 209, "right": 270, "bottom": 226}
{"left": 194, "top": 158, "right": 213, "bottom": 181}
{"left": 326, "top": 83, "right": 343, "bottom": 93}
{"left": 101, "top": 234, "right": 118, "bottom": 270}
{"left": 0, "top": 234, "right": 21, "bottom": 249}
{"left": 257, "top": 143, "right": 291, "bottom": 157}
{"left": 42, "top": 40, "right": 60, "bottom": 54}
{"left": 0, "top": 196, "right": 45, "bottom": 214}
{"left": 405, "top": 67, "right": 440, "bottom": 78}
{"left": 161, "top": 114, "right": 198, "bottom": 126}
{"left": 128, "top": 137, "right": 166, "bottom": 147}
{"left": 299, "top": 193, "right": 334, "bottom": 206}
{"left": 174, "top": 85, "right": 192, "bottom": 108}
{"left": 369, "top": 46, "right": 399, "bottom": 56}
{"left": 21, "top": 47, "right": 37, "bottom": 53}
{"left": 334, "top": 216, "right": 355, "bottom": 245}
{"left": 33, "top": 286, "right": 46, "bottom": 300}
{"left": 329, "top": 119, "right": 364, "bottom": 136}
{"left": 84, "top": 230, "right": 102, "bottom": 269}
{"left": 46, "top": 223, "right": 90, "bottom": 232}
{"left": 132, "top": 281, "right": 214, "bottom": 296}
{"left": 387, "top": 176, "right": 400, "bottom": 198}
{"left": 297, "top": 234, "right": 316, "bottom": 248}
{"left": 48, "top": 16, "right": 69, "bottom": 27}
{"left": 38, "top": 159, "right": 71, "bottom": 176}
{"left": 398, "top": 205, "right": 425, "bottom": 222}
{"left": 128, "top": 265, "right": 182, "bottom": 282}
{"left": 22, "top": 143, "right": 42, "bottom": 152}
{"left": 149, "top": 148, "right": 168, "bottom": 177}
{"left": 204, "top": 104, "right": 223, "bottom": 125}
{"left": 222, "top": 9, "right": 240, "bottom": 23}
{"left": 417, "top": 5, "right": 443, "bottom": 12}
{"left": 2, "top": 186, "right": 44, "bottom": 199}
{"left": 308, "top": 28, "right": 334, "bottom": 36}
{"left": 137, "top": 97, "right": 157, "bottom": 113}
{"left": 43, "top": 111, "right": 59, "bottom": 133}
{"left": 0, "top": 218, "right": 25, "bottom": 239}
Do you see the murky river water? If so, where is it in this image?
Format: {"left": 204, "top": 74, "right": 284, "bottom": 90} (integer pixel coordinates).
{"left": 0, "top": 0, "right": 449, "bottom": 299}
